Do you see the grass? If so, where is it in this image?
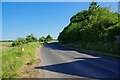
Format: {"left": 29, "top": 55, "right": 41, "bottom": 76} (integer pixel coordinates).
{"left": 0, "top": 42, "right": 12, "bottom": 46}
{"left": 47, "top": 40, "right": 58, "bottom": 43}
{"left": 0, "top": 42, "right": 12, "bottom": 50}
{"left": 26, "top": 58, "right": 36, "bottom": 65}
{"left": 60, "top": 41, "right": 120, "bottom": 58}
{"left": 1, "top": 42, "right": 43, "bottom": 78}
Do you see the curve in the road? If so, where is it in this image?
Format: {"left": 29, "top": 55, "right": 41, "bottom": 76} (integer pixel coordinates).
{"left": 35, "top": 42, "right": 120, "bottom": 79}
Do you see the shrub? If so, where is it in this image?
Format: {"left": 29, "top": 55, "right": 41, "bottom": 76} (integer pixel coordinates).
{"left": 45, "top": 35, "right": 53, "bottom": 41}
{"left": 39, "top": 36, "right": 45, "bottom": 42}
{"left": 12, "top": 38, "right": 27, "bottom": 47}
{"left": 26, "top": 34, "right": 37, "bottom": 42}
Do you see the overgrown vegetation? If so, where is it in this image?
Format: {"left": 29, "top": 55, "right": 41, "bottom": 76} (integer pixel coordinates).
{"left": 12, "top": 34, "right": 53, "bottom": 47}
{"left": 12, "top": 34, "right": 37, "bottom": 47}
{"left": 58, "top": 2, "right": 120, "bottom": 57}
{"left": 26, "top": 58, "right": 36, "bottom": 65}
{"left": 26, "top": 34, "right": 37, "bottom": 42}
{"left": 2, "top": 42, "right": 42, "bottom": 78}
{"left": 12, "top": 38, "right": 27, "bottom": 47}
{"left": 39, "top": 35, "right": 53, "bottom": 42}
{"left": 2, "top": 34, "right": 54, "bottom": 78}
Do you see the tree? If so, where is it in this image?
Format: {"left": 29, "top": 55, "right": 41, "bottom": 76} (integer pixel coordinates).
{"left": 45, "top": 35, "right": 53, "bottom": 41}
{"left": 26, "top": 34, "right": 37, "bottom": 42}
{"left": 58, "top": 1, "right": 120, "bottom": 55}
{"left": 12, "top": 38, "right": 27, "bottom": 46}
{"left": 89, "top": 1, "right": 99, "bottom": 10}
{"left": 39, "top": 36, "right": 45, "bottom": 42}
{"left": 58, "top": 2, "right": 119, "bottom": 43}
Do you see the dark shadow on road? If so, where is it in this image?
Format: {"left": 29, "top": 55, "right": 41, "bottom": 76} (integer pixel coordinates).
{"left": 37, "top": 42, "right": 120, "bottom": 79}
{"left": 35, "top": 58, "right": 120, "bottom": 79}
{"left": 44, "top": 42, "right": 119, "bottom": 61}
{"left": 44, "top": 42, "right": 71, "bottom": 51}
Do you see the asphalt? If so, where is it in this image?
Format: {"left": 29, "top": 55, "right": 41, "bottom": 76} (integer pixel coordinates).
{"left": 35, "top": 42, "right": 120, "bottom": 79}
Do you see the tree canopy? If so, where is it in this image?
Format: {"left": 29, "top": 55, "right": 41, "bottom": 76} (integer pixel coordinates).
{"left": 58, "top": 2, "right": 119, "bottom": 44}
{"left": 45, "top": 35, "right": 53, "bottom": 41}
{"left": 12, "top": 38, "right": 27, "bottom": 46}
{"left": 26, "top": 34, "right": 37, "bottom": 42}
{"left": 39, "top": 36, "right": 46, "bottom": 42}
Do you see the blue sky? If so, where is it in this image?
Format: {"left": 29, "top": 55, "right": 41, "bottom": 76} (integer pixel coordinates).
{"left": 0, "top": 2, "right": 2, "bottom": 40}
{"left": 2, "top": 2, "right": 118, "bottom": 40}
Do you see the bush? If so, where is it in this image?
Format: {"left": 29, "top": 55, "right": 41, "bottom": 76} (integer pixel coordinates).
{"left": 58, "top": 2, "right": 119, "bottom": 44}
{"left": 39, "top": 35, "right": 53, "bottom": 42}
{"left": 45, "top": 35, "right": 53, "bottom": 41}
{"left": 12, "top": 38, "right": 27, "bottom": 47}
{"left": 39, "top": 36, "right": 45, "bottom": 42}
{"left": 26, "top": 34, "right": 37, "bottom": 42}
{"left": 58, "top": 1, "right": 120, "bottom": 56}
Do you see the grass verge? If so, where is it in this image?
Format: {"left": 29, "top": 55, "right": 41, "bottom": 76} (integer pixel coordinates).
{"left": 59, "top": 42, "right": 120, "bottom": 58}
{"left": 2, "top": 42, "right": 43, "bottom": 78}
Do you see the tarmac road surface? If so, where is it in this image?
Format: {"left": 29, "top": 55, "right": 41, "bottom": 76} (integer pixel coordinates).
{"left": 35, "top": 42, "right": 120, "bottom": 79}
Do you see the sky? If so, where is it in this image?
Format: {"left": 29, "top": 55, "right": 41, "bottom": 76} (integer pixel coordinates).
{"left": 2, "top": 2, "right": 118, "bottom": 40}
{"left": 1, "top": 0, "right": 120, "bottom": 2}
{"left": 0, "top": 2, "right": 2, "bottom": 40}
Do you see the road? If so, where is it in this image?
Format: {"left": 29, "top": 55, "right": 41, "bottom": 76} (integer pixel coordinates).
{"left": 35, "top": 42, "right": 120, "bottom": 79}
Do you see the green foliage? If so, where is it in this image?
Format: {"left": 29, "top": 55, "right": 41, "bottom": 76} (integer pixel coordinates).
{"left": 89, "top": 1, "right": 99, "bottom": 10}
{"left": 12, "top": 34, "right": 38, "bottom": 47}
{"left": 2, "top": 73, "right": 19, "bottom": 78}
{"left": 27, "top": 59, "right": 36, "bottom": 65}
{"left": 38, "top": 35, "right": 53, "bottom": 42}
{"left": 39, "top": 36, "right": 46, "bottom": 42}
{"left": 2, "top": 42, "right": 41, "bottom": 78}
{"left": 45, "top": 35, "right": 53, "bottom": 41}
{"left": 64, "top": 41, "right": 119, "bottom": 57}
{"left": 12, "top": 38, "right": 27, "bottom": 47}
{"left": 58, "top": 2, "right": 120, "bottom": 55}
{"left": 26, "top": 34, "right": 37, "bottom": 42}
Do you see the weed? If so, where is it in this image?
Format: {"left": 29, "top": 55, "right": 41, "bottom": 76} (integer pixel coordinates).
{"left": 27, "top": 59, "right": 36, "bottom": 65}
{"left": 2, "top": 42, "right": 41, "bottom": 78}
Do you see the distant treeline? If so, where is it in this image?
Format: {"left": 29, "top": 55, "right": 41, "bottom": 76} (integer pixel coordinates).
{"left": 12, "top": 34, "right": 53, "bottom": 46}
{"left": 58, "top": 2, "right": 120, "bottom": 56}
{"left": 0, "top": 40, "right": 13, "bottom": 42}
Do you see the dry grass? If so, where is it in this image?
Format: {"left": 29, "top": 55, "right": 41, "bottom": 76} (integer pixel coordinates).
{"left": 0, "top": 42, "right": 12, "bottom": 50}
